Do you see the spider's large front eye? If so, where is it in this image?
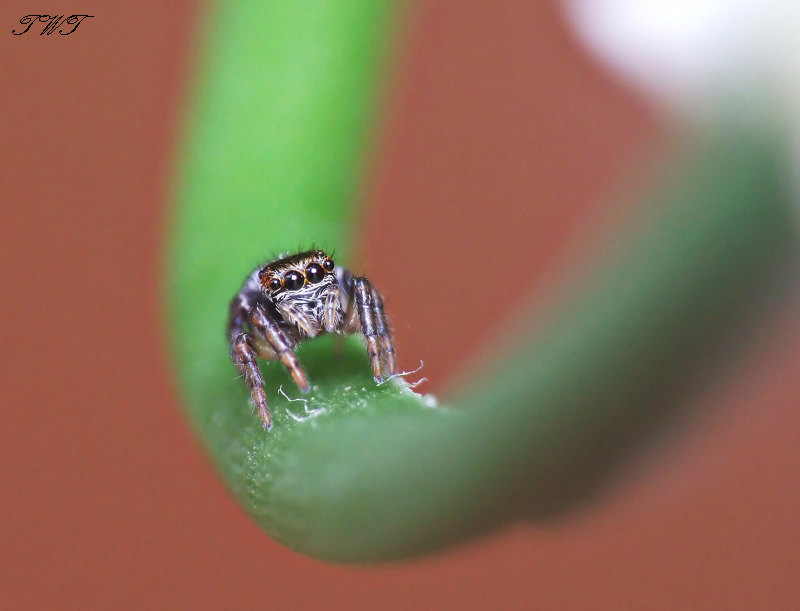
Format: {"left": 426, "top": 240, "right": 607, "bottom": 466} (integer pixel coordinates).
{"left": 322, "top": 258, "right": 334, "bottom": 272}
{"left": 305, "top": 263, "right": 325, "bottom": 284}
{"left": 268, "top": 277, "right": 281, "bottom": 291}
{"left": 282, "top": 270, "right": 304, "bottom": 291}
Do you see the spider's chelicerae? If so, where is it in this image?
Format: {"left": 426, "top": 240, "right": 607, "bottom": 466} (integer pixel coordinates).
{"left": 228, "top": 249, "right": 396, "bottom": 430}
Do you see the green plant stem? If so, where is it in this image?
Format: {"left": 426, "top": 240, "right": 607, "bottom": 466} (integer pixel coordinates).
{"left": 170, "top": 0, "right": 798, "bottom": 563}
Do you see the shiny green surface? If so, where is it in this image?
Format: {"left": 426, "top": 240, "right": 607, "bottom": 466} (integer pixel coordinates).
{"left": 169, "top": 0, "right": 797, "bottom": 562}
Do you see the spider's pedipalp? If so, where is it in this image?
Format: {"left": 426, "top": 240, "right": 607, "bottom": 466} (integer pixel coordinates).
{"left": 276, "top": 301, "right": 317, "bottom": 338}
{"left": 323, "top": 283, "right": 343, "bottom": 332}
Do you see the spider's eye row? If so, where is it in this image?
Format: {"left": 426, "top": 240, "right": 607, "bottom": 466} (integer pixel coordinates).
{"left": 322, "top": 258, "right": 334, "bottom": 272}
{"left": 305, "top": 263, "right": 325, "bottom": 284}
{"left": 268, "top": 277, "right": 281, "bottom": 291}
{"left": 282, "top": 270, "right": 305, "bottom": 291}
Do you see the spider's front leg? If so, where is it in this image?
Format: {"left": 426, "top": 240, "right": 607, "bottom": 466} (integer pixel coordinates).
{"left": 249, "top": 304, "right": 310, "bottom": 393}
{"left": 349, "top": 276, "right": 397, "bottom": 382}
{"left": 228, "top": 305, "right": 272, "bottom": 429}
{"left": 369, "top": 287, "right": 397, "bottom": 378}
{"left": 228, "top": 302, "right": 310, "bottom": 429}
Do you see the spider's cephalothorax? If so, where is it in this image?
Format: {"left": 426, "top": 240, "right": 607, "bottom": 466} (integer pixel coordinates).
{"left": 228, "top": 249, "right": 396, "bottom": 430}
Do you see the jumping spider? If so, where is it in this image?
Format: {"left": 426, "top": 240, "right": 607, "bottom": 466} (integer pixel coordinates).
{"left": 228, "top": 249, "right": 396, "bottom": 429}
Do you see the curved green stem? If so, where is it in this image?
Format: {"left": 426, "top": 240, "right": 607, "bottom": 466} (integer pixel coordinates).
{"left": 169, "top": 0, "right": 798, "bottom": 562}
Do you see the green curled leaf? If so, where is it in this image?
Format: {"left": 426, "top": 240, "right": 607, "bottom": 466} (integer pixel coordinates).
{"left": 169, "top": 0, "right": 799, "bottom": 562}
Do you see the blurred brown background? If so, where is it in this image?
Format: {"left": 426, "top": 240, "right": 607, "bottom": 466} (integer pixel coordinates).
{"left": 2, "top": 1, "right": 799, "bottom": 609}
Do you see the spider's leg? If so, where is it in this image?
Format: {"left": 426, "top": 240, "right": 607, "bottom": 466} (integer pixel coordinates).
{"left": 370, "top": 286, "right": 397, "bottom": 377}
{"left": 352, "top": 277, "right": 387, "bottom": 382}
{"left": 228, "top": 304, "right": 272, "bottom": 429}
{"left": 323, "top": 283, "right": 343, "bottom": 333}
{"left": 250, "top": 304, "right": 311, "bottom": 392}
{"left": 276, "top": 301, "right": 317, "bottom": 338}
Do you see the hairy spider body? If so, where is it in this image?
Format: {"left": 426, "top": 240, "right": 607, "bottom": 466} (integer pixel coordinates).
{"left": 228, "top": 249, "right": 396, "bottom": 429}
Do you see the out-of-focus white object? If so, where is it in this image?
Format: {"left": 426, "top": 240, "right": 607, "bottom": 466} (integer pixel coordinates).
{"left": 564, "top": 0, "right": 800, "bottom": 117}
